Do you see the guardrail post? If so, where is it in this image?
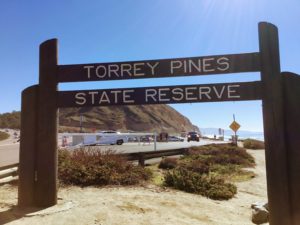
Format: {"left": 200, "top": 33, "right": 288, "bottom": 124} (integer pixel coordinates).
{"left": 259, "top": 22, "right": 291, "bottom": 225}
{"left": 35, "top": 39, "right": 58, "bottom": 207}
{"left": 138, "top": 153, "right": 145, "bottom": 167}
{"left": 18, "top": 85, "right": 38, "bottom": 206}
{"left": 182, "top": 148, "right": 189, "bottom": 155}
{"left": 154, "top": 131, "right": 157, "bottom": 151}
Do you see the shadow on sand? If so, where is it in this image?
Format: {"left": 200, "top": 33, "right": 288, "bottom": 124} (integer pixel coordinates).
{"left": 0, "top": 205, "right": 43, "bottom": 225}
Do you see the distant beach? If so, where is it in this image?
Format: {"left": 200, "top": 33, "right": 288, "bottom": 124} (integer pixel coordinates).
{"left": 200, "top": 128, "right": 264, "bottom": 141}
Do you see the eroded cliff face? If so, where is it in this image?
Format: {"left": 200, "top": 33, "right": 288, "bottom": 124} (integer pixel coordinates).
{"left": 59, "top": 105, "right": 199, "bottom": 133}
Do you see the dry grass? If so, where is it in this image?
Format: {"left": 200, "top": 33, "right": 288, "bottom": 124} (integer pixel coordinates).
{"left": 58, "top": 148, "right": 152, "bottom": 186}
{"left": 243, "top": 139, "right": 265, "bottom": 149}
{"left": 0, "top": 131, "right": 9, "bottom": 141}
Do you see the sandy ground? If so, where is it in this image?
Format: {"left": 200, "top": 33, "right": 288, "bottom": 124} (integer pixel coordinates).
{"left": 0, "top": 149, "right": 268, "bottom": 225}
{"left": 0, "top": 129, "right": 19, "bottom": 145}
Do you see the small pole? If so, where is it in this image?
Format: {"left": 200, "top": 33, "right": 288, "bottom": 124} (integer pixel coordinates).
{"left": 234, "top": 130, "right": 237, "bottom": 146}
{"left": 80, "top": 114, "right": 83, "bottom": 133}
{"left": 233, "top": 114, "right": 237, "bottom": 146}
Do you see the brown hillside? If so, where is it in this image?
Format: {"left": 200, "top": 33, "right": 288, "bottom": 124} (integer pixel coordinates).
{"left": 59, "top": 105, "right": 199, "bottom": 133}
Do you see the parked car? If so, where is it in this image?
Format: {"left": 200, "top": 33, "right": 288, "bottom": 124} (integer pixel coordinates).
{"left": 168, "top": 136, "right": 184, "bottom": 142}
{"left": 140, "top": 135, "right": 154, "bottom": 142}
{"left": 95, "top": 133, "right": 127, "bottom": 145}
{"left": 70, "top": 133, "right": 127, "bottom": 146}
{"left": 187, "top": 131, "right": 200, "bottom": 142}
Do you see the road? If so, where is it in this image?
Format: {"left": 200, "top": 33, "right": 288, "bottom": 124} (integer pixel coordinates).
{"left": 83, "top": 139, "right": 225, "bottom": 153}
{"left": 0, "top": 129, "right": 226, "bottom": 167}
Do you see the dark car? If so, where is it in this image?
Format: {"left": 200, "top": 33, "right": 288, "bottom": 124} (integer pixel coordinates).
{"left": 187, "top": 131, "right": 200, "bottom": 142}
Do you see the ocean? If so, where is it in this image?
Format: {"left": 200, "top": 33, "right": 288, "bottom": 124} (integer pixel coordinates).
{"left": 200, "top": 128, "right": 264, "bottom": 141}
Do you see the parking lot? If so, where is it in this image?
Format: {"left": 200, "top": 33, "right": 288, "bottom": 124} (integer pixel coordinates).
{"left": 0, "top": 129, "right": 226, "bottom": 167}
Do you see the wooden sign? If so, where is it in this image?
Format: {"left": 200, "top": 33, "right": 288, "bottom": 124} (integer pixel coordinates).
{"left": 58, "top": 81, "right": 262, "bottom": 107}
{"left": 57, "top": 52, "right": 260, "bottom": 83}
{"left": 18, "top": 22, "right": 300, "bottom": 225}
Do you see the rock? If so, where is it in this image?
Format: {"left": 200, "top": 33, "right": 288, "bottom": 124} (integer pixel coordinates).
{"left": 263, "top": 202, "right": 269, "bottom": 211}
{"left": 251, "top": 202, "right": 269, "bottom": 224}
{"left": 251, "top": 202, "right": 266, "bottom": 210}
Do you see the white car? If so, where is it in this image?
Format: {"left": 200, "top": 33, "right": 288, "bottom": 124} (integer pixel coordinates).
{"left": 67, "top": 132, "right": 128, "bottom": 147}
{"left": 95, "top": 134, "right": 127, "bottom": 145}
{"left": 168, "top": 136, "right": 184, "bottom": 142}
{"left": 95, "top": 131, "right": 127, "bottom": 145}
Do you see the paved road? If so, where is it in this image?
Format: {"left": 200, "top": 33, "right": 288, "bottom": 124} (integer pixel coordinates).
{"left": 83, "top": 139, "right": 226, "bottom": 153}
{"left": 0, "top": 129, "right": 226, "bottom": 167}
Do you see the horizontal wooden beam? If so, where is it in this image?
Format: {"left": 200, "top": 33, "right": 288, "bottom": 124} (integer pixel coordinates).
{"left": 0, "top": 163, "right": 19, "bottom": 171}
{"left": 57, "top": 52, "right": 260, "bottom": 83}
{"left": 58, "top": 81, "right": 262, "bottom": 108}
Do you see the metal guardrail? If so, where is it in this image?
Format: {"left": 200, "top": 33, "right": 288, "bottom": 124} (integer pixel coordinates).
{"left": 121, "top": 148, "right": 189, "bottom": 166}
{"left": 0, "top": 163, "right": 19, "bottom": 182}
{"left": 0, "top": 148, "right": 188, "bottom": 183}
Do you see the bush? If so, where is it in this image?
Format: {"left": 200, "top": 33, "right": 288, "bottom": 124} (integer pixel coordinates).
{"left": 186, "top": 144, "right": 255, "bottom": 167}
{"left": 182, "top": 160, "right": 210, "bottom": 174}
{"left": 159, "top": 157, "right": 178, "bottom": 169}
{"left": 0, "top": 131, "right": 9, "bottom": 141}
{"left": 164, "top": 168, "right": 236, "bottom": 200}
{"left": 243, "top": 139, "right": 265, "bottom": 149}
{"left": 58, "top": 148, "right": 152, "bottom": 186}
{"left": 205, "top": 177, "right": 237, "bottom": 200}
{"left": 210, "top": 164, "right": 256, "bottom": 182}
{"left": 162, "top": 144, "right": 254, "bottom": 200}
{"left": 0, "top": 111, "right": 20, "bottom": 129}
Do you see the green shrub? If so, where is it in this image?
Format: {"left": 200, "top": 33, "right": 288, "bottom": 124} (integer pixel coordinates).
{"left": 0, "top": 131, "right": 9, "bottom": 141}
{"left": 58, "top": 148, "right": 152, "bottom": 186}
{"left": 182, "top": 159, "right": 210, "bottom": 174}
{"left": 243, "top": 139, "right": 265, "bottom": 149}
{"left": 162, "top": 144, "right": 254, "bottom": 200}
{"left": 210, "top": 164, "right": 255, "bottom": 182}
{"left": 164, "top": 168, "right": 236, "bottom": 200}
{"left": 0, "top": 111, "right": 20, "bottom": 129}
{"left": 205, "top": 177, "right": 237, "bottom": 200}
{"left": 158, "top": 157, "right": 178, "bottom": 169}
{"left": 186, "top": 144, "right": 255, "bottom": 167}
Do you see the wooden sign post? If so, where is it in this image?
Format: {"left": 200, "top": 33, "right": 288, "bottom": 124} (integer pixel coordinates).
{"left": 35, "top": 39, "right": 58, "bottom": 207}
{"left": 258, "top": 22, "right": 292, "bottom": 225}
{"left": 18, "top": 85, "right": 38, "bottom": 206}
{"left": 282, "top": 72, "right": 300, "bottom": 225}
{"left": 18, "top": 22, "right": 300, "bottom": 225}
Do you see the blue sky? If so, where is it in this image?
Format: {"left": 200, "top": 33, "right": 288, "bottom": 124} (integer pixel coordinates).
{"left": 1, "top": 0, "right": 299, "bottom": 132}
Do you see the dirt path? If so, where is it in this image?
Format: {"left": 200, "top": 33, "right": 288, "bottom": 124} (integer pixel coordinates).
{"left": 0, "top": 129, "right": 19, "bottom": 167}
{"left": 0, "top": 129, "right": 19, "bottom": 146}
{"left": 0, "top": 150, "right": 268, "bottom": 225}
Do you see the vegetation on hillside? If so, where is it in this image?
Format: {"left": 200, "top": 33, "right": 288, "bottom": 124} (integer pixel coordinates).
{"left": 0, "top": 104, "right": 199, "bottom": 133}
{"left": 0, "top": 111, "right": 20, "bottom": 129}
{"left": 243, "top": 138, "right": 265, "bottom": 149}
{"left": 160, "top": 144, "right": 255, "bottom": 200}
{"left": 0, "top": 131, "right": 9, "bottom": 141}
{"left": 58, "top": 148, "right": 152, "bottom": 186}
{"left": 59, "top": 105, "right": 198, "bottom": 133}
